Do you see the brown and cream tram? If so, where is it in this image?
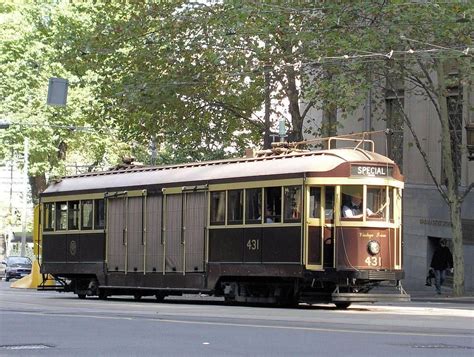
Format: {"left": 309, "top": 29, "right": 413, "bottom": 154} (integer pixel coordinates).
{"left": 38, "top": 142, "right": 409, "bottom": 307}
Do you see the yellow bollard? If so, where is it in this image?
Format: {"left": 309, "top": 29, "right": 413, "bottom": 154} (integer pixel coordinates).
{"left": 10, "top": 259, "right": 56, "bottom": 289}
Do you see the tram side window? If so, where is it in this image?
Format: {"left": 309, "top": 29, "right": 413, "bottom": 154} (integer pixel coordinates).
{"left": 265, "top": 187, "right": 281, "bottom": 223}
{"left": 325, "top": 187, "right": 335, "bottom": 221}
{"left": 389, "top": 187, "right": 395, "bottom": 222}
{"left": 55, "top": 202, "right": 68, "bottom": 230}
{"left": 245, "top": 188, "right": 262, "bottom": 224}
{"left": 81, "top": 200, "right": 93, "bottom": 230}
{"left": 43, "top": 203, "right": 55, "bottom": 231}
{"left": 210, "top": 191, "right": 226, "bottom": 225}
{"left": 367, "top": 187, "right": 386, "bottom": 220}
{"left": 309, "top": 187, "right": 321, "bottom": 219}
{"left": 284, "top": 186, "right": 302, "bottom": 222}
{"left": 227, "top": 190, "right": 243, "bottom": 225}
{"left": 94, "top": 199, "right": 106, "bottom": 229}
{"left": 68, "top": 201, "right": 80, "bottom": 230}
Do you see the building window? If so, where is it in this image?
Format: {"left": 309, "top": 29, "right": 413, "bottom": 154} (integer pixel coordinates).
{"left": 264, "top": 187, "right": 281, "bottom": 223}
{"left": 81, "top": 200, "right": 93, "bottom": 230}
{"left": 245, "top": 188, "right": 262, "bottom": 224}
{"left": 385, "top": 91, "right": 404, "bottom": 170}
{"left": 284, "top": 186, "right": 302, "bottom": 222}
{"left": 43, "top": 203, "right": 55, "bottom": 231}
{"left": 55, "top": 202, "right": 68, "bottom": 231}
{"left": 442, "top": 92, "right": 463, "bottom": 185}
{"left": 227, "top": 190, "right": 243, "bottom": 225}
{"left": 210, "top": 191, "right": 226, "bottom": 225}
{"left": 94, "top": 199, "right": 106, "bottom": 229}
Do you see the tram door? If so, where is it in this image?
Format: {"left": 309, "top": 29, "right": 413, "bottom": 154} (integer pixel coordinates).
{"left": 306, "top": 187, "right": 323, "bottom": 270}
{"left": 323, "top": 187, "right": 335, "bottom": 268}
{"left": 306, "top": 187, "right": 335, "bottom": 269}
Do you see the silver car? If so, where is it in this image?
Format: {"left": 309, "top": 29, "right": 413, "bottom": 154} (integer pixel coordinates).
{"left": 2, "top": 256, "right": 32, "bottom": 281}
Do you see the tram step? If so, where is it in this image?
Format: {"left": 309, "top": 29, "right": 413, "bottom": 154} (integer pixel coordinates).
{"left": 332, "top": 292, "right": 411, "bottom": 303}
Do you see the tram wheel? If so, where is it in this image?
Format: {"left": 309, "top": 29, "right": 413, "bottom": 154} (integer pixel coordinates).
{"left": 334, "top": 302, "right": 351, "bottom": 309}
{"left": 134, "top": 294, "right": 142, "bottom": 301}
{"left": 98, "top": 291, "right": 108, "bottom": 300}
{"left": 155, "top": 294, "right": 165, "bottom": 302}
{"left": 77, "top": 293, "right": 87, "bottom": 299}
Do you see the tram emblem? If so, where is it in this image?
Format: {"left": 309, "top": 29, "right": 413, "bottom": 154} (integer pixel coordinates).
{"left": 69, "top": 240, "right": 77, "bottom": 256}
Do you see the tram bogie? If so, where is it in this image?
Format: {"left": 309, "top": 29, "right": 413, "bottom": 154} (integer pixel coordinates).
{"left": 38, "top": 144, "right": 410, "bottom": 306}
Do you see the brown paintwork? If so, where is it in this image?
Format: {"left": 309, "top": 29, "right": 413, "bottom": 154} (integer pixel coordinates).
{"left": 336, "top": 228, "right": 399, "bottom": 270}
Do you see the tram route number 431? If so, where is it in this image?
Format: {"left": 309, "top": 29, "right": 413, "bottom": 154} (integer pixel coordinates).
{"left": 365, "top": 256, "right": 382, "bottom": 267}
{"left": 247, "top": 239, "right": 260, "bottom": 251}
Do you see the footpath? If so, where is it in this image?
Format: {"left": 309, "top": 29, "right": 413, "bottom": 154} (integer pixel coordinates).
{"left": 406, "top": 285, "right": 474, "bottom": 304}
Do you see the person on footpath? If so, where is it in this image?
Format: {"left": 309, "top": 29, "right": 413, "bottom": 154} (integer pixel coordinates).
{"left": 430, "top": 239, "right": 453, "bottom": 295}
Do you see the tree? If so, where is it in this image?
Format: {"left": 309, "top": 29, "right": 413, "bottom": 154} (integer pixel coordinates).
{"left": 0, "top": 1, "right": 129, "bottom": 201}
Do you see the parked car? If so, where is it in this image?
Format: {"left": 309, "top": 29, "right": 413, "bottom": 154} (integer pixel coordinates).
{"left": 2, "top": 256, "right": 32, "bottom": 281}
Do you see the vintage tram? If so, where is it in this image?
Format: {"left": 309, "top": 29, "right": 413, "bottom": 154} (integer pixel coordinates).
{"left": 38, "top": 139, "right": 409, "bottom": 307}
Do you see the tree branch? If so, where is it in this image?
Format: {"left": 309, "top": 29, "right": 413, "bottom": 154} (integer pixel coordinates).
{"left": 460, "top": 182, "right": 473, "bottom": 203}
{"left": 301, "top": 100, "right": 316, "bottom": 121}
{"left": 386, "top": 76, "right": 449, "bottom": 204}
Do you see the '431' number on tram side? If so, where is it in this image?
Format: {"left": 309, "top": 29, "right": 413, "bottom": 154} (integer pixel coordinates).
{"left": 247, "top": 239, "right": 260, "bottom": 251}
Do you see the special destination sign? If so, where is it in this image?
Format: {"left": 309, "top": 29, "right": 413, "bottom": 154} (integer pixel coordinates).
{"left": 351, "top": 164, "right": 393, "bottom": 177}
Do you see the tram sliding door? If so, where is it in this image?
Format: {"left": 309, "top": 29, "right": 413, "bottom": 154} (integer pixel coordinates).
{"left": 306, "top": 186, "right": 335, "bottom": 270}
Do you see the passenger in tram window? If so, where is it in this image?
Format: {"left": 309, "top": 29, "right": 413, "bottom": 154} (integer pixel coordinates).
{"left": 342, "top": 192, "right": 373, "bottom": 218}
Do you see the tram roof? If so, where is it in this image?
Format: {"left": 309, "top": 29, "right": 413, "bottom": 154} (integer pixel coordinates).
{"left": 41, "top": 148, "right": 399, "bottom": 196}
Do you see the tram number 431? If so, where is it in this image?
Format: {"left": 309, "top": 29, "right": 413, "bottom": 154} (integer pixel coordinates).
{"left": 246, "top": 239, "right": 260, "bottom": 251}
{"left": 365, "top": 256, "right": 382, "bottom": 267}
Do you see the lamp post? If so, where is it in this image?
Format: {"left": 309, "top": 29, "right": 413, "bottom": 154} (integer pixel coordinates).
{"left": 20, "top": 137, "right": 28, "bottom": 256}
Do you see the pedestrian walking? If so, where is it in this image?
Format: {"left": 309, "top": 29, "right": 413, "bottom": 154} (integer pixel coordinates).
{"left": 430, "top": 239, "right": 453, "bottom": 294}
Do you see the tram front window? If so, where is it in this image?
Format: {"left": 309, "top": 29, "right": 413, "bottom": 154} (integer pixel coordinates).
{"left": 366, "top": 187, "right": 387, "bottom": 220}
{"left": 341, "top": 186, "right": 366, "bottom": 219}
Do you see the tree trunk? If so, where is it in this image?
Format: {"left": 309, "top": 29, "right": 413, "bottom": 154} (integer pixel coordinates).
{"left": 29, "top": 174, "right": 47, "bottom": 204}
{"left": 436, "top": 60, "right": 464, "bottom": 296}
{"left": 285, "top": 64, "right": 303, "bottom": 142}
{"left": 263, "top": 65, "right": 272, "bottom": 149}
{"left": 449, "top": 200, "right": 465, "bottom": 296}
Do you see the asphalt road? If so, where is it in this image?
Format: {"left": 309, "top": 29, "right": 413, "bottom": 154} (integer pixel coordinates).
{"left": 0, "top": 281, "right": 472, "bottom": 356}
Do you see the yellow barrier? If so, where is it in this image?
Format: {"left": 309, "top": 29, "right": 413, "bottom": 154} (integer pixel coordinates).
{"left": 10, "top": 259, "right": 56, "bottom": 289}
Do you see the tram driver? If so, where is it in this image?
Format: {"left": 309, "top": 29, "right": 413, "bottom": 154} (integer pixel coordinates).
{"left": 342, "top": 191, "right": 373, "bottom": 218}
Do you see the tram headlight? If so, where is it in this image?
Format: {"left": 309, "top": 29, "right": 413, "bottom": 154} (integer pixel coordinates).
{"left": 367, "top": 240, "right": 380, "bottom": 255}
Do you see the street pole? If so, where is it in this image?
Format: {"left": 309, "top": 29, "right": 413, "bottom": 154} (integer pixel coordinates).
{"left": 20, "top": 137, "right": 29, "bottom": 256}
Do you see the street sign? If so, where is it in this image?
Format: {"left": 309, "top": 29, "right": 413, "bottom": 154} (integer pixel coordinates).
{"left": 47, "top": 78, "right": 68, "bottom": 106}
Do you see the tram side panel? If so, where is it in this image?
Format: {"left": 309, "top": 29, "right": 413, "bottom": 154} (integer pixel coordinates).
{"left": 184, "top": 192, "right": 207, "bottom": 272}
{"left": 127, "top": 197, "right": 144, "bottom": 273}
{"left": 107, "top": 197, "right": 126, "bottom": 272}
{"left": 165, "top": 194, "right": 183, "bottom": 273}
{"left": 145, "top": 194, "right": 164, "bottom": 273}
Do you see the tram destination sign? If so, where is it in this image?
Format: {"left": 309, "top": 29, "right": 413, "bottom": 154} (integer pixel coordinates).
{"left": 351, "top": 165, "right": 393, "bottom": 177}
